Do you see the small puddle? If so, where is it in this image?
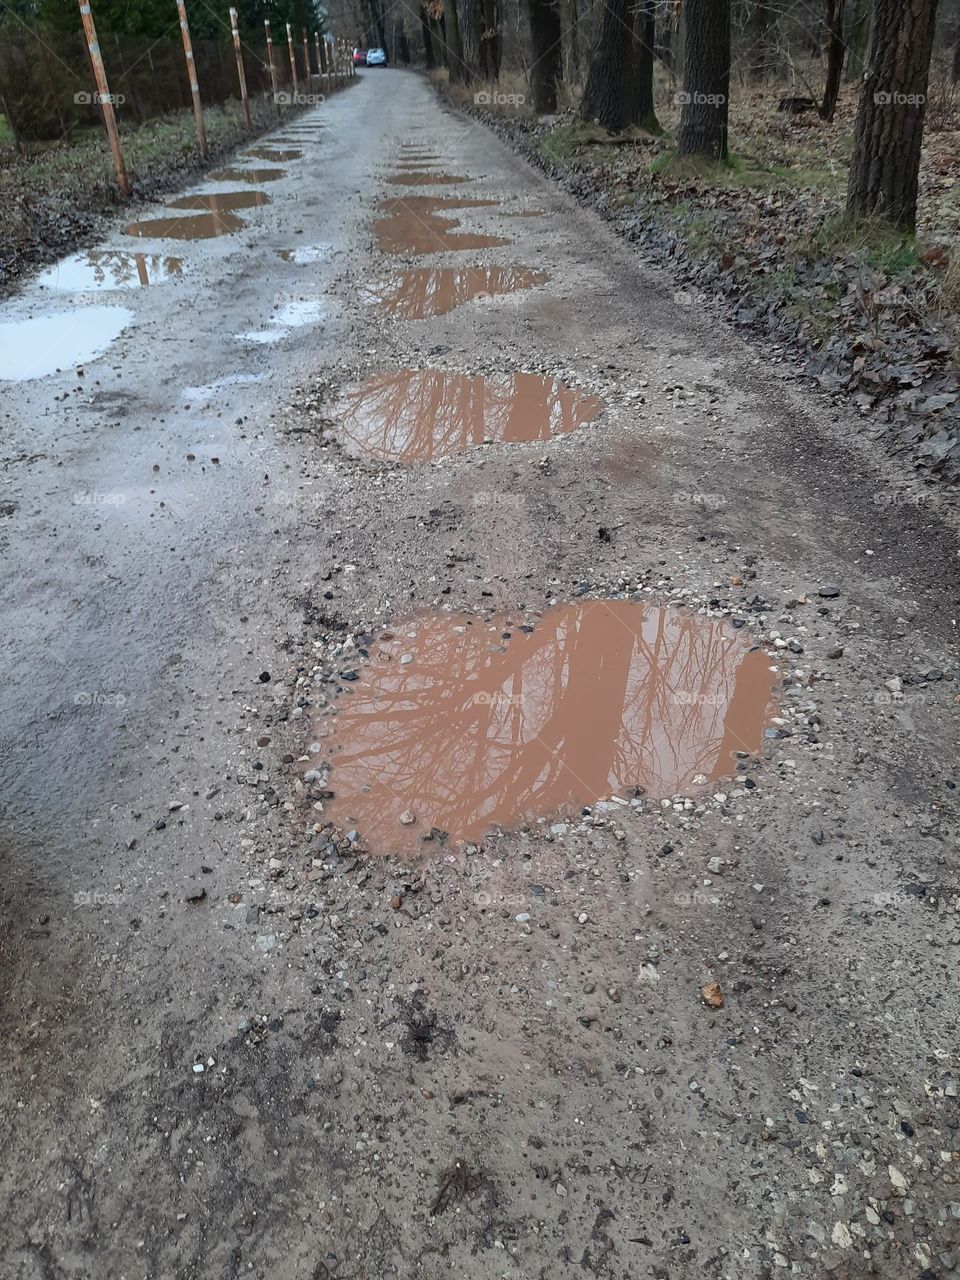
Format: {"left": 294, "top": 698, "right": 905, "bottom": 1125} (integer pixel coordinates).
{"left": 36, "top": 250, "right": 184, "bottom": 290}
{"left": 363, "top": 266, "right": 549, "bottom": 318}
{"left": 125, "top": 212, "right": 245, "bottom": 240}
{"left": 385, "top": 171, "right": 472, "bottom": 186}
{"left": 373, "top": 195, "right": 508, "bottom": 255}
{"left": 236, "top": 299, "right": 326, "bottom": 344}
{"left": 316, "top": 601, "right": 779, "bottom": 854}
{"left": 208, "top": 167, "right": 286, "bottom": 183}
{"left": 167, "top": 190, "right": 270, "bottom": 212}
{"left": 276, "top": 244, "right": 332, "bottom": 263}
{"left": 336, "top": 368, "right": 603, "bottom": 462}
{"left": 243, "top": 147, "right": 303, "bottom": 161}
{"left": 0, "top": 306, "right": 133, "bottom": 380}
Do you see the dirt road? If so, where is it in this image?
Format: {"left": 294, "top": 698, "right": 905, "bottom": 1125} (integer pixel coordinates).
{"left": 1, "top": 69, "right": 958, "bottom": 1280}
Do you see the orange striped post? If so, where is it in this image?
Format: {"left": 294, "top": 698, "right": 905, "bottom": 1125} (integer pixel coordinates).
{"left": 176, "top": 0, "right": 206, "bottom": 157}
{"left": 229, "top": 7, "right": 252, "bottom": 128}
{"left": 77, "top": 0, "right": 130, "bottom": 195}
{"left": 264, "top": 20, "right": 280, "bottom": 117}
{"left": 286, "top": 23, "right": 299, "bottom": 101}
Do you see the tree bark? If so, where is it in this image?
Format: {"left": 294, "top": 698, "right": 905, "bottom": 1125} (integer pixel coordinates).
{"left": 580, "top": 0, "right": 657, "bottom": 131}
{"left": 525, "top": 0, "right": 563, "bottom": 112}
{"left": 748, "top": 0, "right": 771, "bottom": 80}
{"left": 846, "top": 0, "right": 940, "bottom": 229}
{"left": 442, "top": 0, "right": 468, "bottom": 82}
{"left": 953, "top": 26, "right": 960, "bottom": 82}
{"left": 420, "top": 5, "right": 436, "bottom": 69}
{"left": 461, "top": 0, "right": 482, "bottom": 78}
{"left": 677, "top": 0, "right": 730, "bottom": 160}
{"left": 819, "top": 0, "right": 846, "bottom": 120}
{"left": 479, "top": 0, "right": 501, "bottom": 80}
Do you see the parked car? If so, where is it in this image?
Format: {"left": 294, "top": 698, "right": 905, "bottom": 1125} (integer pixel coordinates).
{"left": 365, "top": 47, "right": 387, "bottom": 66}
{"left": 352, "top": 47, "right": 367, "bottom": 66}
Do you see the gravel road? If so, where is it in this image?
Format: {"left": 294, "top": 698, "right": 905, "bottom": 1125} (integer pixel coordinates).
{"left": 1, "top": 69, "right": 958, "bottom": 1280}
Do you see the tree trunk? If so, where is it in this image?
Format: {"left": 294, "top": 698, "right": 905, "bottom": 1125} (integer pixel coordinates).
{"left": 748, "top": 0, "right": 771, "bottom": 80}
{"left": 442, "top": 0, "right": 468, "bottom": 82}
{"left": 525, "top": 0, "right": 563, "bottom": 112}
{"left": 420, "top": 5, "right": 436, "bottom": 68}
{"left": 461, "top": 0, "right": 482, "bottom": 78}
{"left": 677, "top": 0, "right": 730, "bottom": 160}
{"left": 846, "top": 0, "right": 940, "bottom": 229}
{"left": 479, "top": 0, "right": 501, "bottom": 80}
{"left": 953, "top": 26, "right": 960, "bottom": 82}
{"left": 819, "top": 0, "right": 846, "bottom": 120}
{"left": 845, "top": 0, "right": 870, "bottom": 81}
{"left": 580, "top": 0, "right": 657, "bottom": 131}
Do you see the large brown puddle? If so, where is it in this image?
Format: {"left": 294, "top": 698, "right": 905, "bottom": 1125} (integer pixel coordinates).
{"left": 36, "top": 250, "right": 184, "bottom": 289}
{"left": 167, "top": 190, "right": 270, "bottom": 212}
{"left": 124, "top": 212, "right": 245, "bottom": 240}
{"left": 208, "top": 167, "right": 286, "bottom": 183}
{"left": 385, "top": 171, "right": 472, "bottom": 186}
{"left": 243, "top": 147, "right": 303, "bottom": 161}
{"left": 373, "top": 195, "right": 509, "bottom": 255}
{"left": 317, "top": 601, "right": 779, "bottom": 854}
{"left": 336, "top": 369, "right": 603, "bottom": 461}
{"left": 363, "top": 267, "right": 549, "bottom": 318}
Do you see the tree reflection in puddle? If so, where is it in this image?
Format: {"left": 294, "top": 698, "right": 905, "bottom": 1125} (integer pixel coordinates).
{"left": 319, "top": 601, "right": 779, "bottom": 854}
{"left": 362, "top": 267, "right": 549, "bottom": 318}
{"left": 336, "top": 368, "right": 603, "bottom": 461}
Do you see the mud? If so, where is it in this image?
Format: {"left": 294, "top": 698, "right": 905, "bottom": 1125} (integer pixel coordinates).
{"left": 318, "top": 601, "right": 778, "bottom": 854}
{"left": 242, "top": 147, "right": 303, "bottom": 161}
{"left": 372, "top": 195, "right": 508, "bottom": 255}
{"left": 167, "top": 190, "right": 271, "bottom": 212}
{"left": 385, "top": 171, "right": 472, "bottom": 185}
{"left": 362, "top": 266, "right": 549, "bottom": 318}
{"left": 207, "top": 167, "right": 287, "bottom": 183}
{"left": 335, "top": 368, "right": 603, "bottom": 461}
{"left": 124, "top": 211, "right": 246, "bottom": 239}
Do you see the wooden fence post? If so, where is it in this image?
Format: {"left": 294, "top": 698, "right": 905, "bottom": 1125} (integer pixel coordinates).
{"left": 77, "top": 0, "right": 131, "bottom": 195}
{"left": 286, "top": 23, "right": 299, "bottom": 101}
{"left": 176, "top": 0, "right": 207, "bottom": 156}
{"left": 264, "top": 19, "right": 280, "bottom": 117}
{"left": 229, "top": 7, "right": 252, "bottom": 128}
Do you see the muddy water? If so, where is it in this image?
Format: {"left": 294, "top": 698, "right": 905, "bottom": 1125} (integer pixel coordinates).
{"left": 373, "top": 195, "right": 509, "bottom": 255}
{"left": 208, "top": 167, "right": 287, "bottom": 183}
{"left": 0, "top": 306, "right": 133, "bottom": 380}
{"left": 124, "top": 212, "right": 246, "bottom": 240}
{"left": 167, "top": 190, "right": 271, "bottom": 212}
{"left": 336, "top": 369, "right": 603, "bottom": 461}
{"left": 317, "top": 601, "right": 779, "bottom": 854}
{"left": 363, "top": 267, "right": 549, "bottom": 318}
{"left": 385, "top": 172, "right": 472, "bottom": 185}
{"left": 36, "top": 251, "right": 184, "bottom": 290}
{"left": 242, "top": 147, "right": 303, "bottom": 161}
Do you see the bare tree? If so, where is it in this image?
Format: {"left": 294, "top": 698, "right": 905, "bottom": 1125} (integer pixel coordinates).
{"left": 677, "top": 0, "right": 731, "bottom": 159}
{"left": 819, "top": 0, "right": 846, "bottom": 120}
{"left": 846, "top": 0, "right": 941, "bottom": 228}
{"left": 580, "top": 0, "right": 658, "bottom": 132}
{"left": 525, "top": 0, "right": 563, "bottom": 111}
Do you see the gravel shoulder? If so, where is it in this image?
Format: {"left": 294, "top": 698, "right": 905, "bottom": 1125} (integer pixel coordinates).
{"left": 1, "top": 69, "right": 958, "bottom": 1280}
